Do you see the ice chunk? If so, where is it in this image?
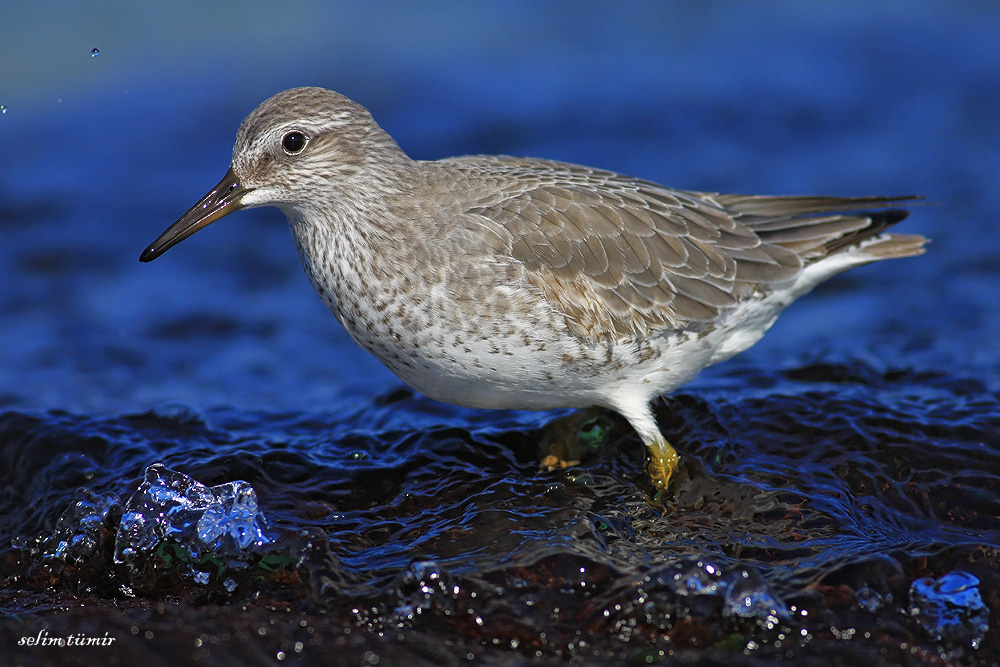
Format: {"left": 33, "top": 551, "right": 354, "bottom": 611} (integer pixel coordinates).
{"left": 908, "top": 570, "right": 989, "bottom": 649}
{"left": 855, "top": 585, "right": 890, "bottom": 613}
{"left": 37, "top": 491, "right": 118, "bottom": 565}
{"left": 392, "top": 560, "right": 455, "bottom": 624}
{"left": 113, "top": 463, "right": 272, "bottom": 571}
{"left": 673, "top": 559, "right": 724, "bottom": 596}
{"left": 723, "top": 568, "right": 790, "bottom": 629}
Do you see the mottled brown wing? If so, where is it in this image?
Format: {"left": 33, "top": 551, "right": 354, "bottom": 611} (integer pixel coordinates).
{"left": 449, "top": 155, "right": 917, "bottom": 344}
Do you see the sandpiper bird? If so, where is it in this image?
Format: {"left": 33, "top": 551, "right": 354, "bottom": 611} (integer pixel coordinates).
{"left": 141, "top": 87, "right": 927, "bottom": 492}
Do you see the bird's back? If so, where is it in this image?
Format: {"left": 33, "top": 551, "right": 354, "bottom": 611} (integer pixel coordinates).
{"left": 436, "top": 155, "right": 926, "bottom": 347}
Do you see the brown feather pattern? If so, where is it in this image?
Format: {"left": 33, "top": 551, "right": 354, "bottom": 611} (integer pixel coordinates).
{"left": 450, "top": 155, "right": 924, "bottom": 343}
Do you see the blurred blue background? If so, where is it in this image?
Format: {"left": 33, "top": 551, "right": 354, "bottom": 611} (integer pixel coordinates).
{"left": 1, "top": 0, "right": 998, "bottom": 416}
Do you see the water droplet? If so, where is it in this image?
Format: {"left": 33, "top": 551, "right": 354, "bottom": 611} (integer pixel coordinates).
{"left": 91, "top": 48, "right": 100, "bottom": 57}
{"left": 0, "top": 105, "right": 7, "bottom": 115}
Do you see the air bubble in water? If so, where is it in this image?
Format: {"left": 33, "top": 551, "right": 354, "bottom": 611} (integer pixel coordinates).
{"left": 91, "top": 48, "right": 100, "bottom": 57}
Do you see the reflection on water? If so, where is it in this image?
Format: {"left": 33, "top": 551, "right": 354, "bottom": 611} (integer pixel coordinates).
{"left": 2, "top": 368, "right": 998, "bottom": 661}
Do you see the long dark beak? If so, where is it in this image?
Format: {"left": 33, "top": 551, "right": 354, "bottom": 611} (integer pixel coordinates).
{"left": 140, "top": 168, "right": 249, "bottom": 262}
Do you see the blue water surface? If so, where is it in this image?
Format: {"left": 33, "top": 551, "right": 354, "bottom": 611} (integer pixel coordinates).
{"left": 2, "top": 2, "right": 1000, "bottom": 664}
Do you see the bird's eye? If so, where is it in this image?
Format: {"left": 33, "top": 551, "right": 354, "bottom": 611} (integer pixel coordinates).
{"left": 281, "top": 131, "right": 307, "bottom": 154}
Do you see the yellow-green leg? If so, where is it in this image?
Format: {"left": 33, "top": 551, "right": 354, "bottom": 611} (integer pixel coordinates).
{"left": 645, "top": 431, "right": 680, "bottom": 492}
{"left": 539, "top": 403, "right": 681, "bottom": 494}
{"left": 610, "top": 395, "right": 682, "bottom": 493}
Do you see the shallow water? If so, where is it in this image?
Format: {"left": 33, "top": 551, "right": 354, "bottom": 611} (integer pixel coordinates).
{"left": 2, "top": 2, "right": 1000, "bottom": 665}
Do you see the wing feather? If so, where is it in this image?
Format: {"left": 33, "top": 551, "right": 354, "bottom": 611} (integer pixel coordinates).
{"left": 446, "top": 155, "right": 922, "bottom": 343}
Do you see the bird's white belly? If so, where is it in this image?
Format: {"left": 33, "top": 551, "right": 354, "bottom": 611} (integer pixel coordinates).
{"left": 371, "top": 315, "right": 722, "bottom": 412}
{"left": 380, "top": 289, "right": 796, "bottom": 411}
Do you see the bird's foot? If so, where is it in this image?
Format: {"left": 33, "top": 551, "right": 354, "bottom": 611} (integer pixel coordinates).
{"left": 538, "top": 408, "right": 616, "bottom": 471}
{"left": 646, "top": 437, "right": 680, "bottom": 494}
